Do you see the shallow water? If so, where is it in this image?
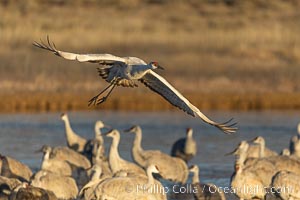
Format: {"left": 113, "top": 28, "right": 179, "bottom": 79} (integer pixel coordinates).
{"left": 0, "top": 110, "right": 299, "bottom": 198}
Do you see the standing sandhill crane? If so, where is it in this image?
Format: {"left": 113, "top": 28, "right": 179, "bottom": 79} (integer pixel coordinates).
{"left": 189, "top": 165, "right": 225, "bottom": 200}
{"left": 249, "top": 136, "right": 277, "bottom": 158}
{"left": 93, "top": 165, "right": 166, "bottom": 200}
{"left": 61, "top": 113, "right": 109, "bottom": 161}
{"left": 38, "top": 146, "right": 73, "bottom": 177}
{"left": 227, "top": 141, "right": 279, "bottom": 187}
{"left": 292, "top": 139, "right": 300, "bottom": 158}
{"left": 170, "top": 128, "right": 197, "bottom": 163}
{"left": 271, "top": 170, "right": 300, "bottom": 200}
{"left": 42, "top": 145, "right": 91, "bottom": 169}
{"left": 33, "top": 37, "right": 237, "bottom": 134}
{"left": 94, "top": 120, "right": 106, "bottom": 148}
{"left": 91, "top": 120, "right": 107, "bottom": 162}
{"left": 124, "top": 125, "right": 189, "bottom": 184}
{"left": 230, "top": 138, "right": 274, "bottom": 160}
{"left": 289, "top": 122, "right": 300, "bottom": 156}
{"left": 78, "top": 164, "right": 105, "bottom": 200}
{"left": 38, "top": 145, "right": 90, "bottom": 189}
{"left": 91, "top": 142, "right": 112, "bottom": 178}
{"left": 61, "top": 113, "right": 88, "bottom": 152}
{"left": 229, "top": 142, "right": 266, "bottom": 200}
{"left": 0, "top": 155, "right": 32, "bottom": 182}
{"left": 105, "top": 129, "right": 145, "bottom": 175}
{"left": 31, "top": 170, "right": 78, "bottom": 200}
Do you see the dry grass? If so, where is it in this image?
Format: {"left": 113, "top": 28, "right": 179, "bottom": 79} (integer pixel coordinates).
{"left": 0, "top": 0, "right": 300, "bottom": 111}
{"left": 1, "top": 91, "right": 299, "bottom": 113}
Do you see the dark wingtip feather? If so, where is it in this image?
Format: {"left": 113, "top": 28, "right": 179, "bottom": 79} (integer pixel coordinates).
{"left": 32, "top": 36, "right": 58, "bottom": 55}
{"left": 214, "top": 119, "right": 238, "bottom": 134}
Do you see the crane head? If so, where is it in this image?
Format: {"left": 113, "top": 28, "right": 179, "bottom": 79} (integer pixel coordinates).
{"left": 104, "top": 129, "right": 119, "bottom": 139}
{"left": 186, "top": 128, "right": 193, "bottom": 136}
{"left": 149, "top": 61, "right": 164, "bottom": 70}
{"left": 61, "top": 113, "right": 67, "bottom": 121}
{"left": 188, "top": 165, "right": 199, "bottom": 173}
{"left": 124, "top": 125, "right": 141, "bottom": 133}
{"left": 95, "top": 120, "right": 110, "bottom": 130}
{"left": 249, "top": 136, "right": 264, "bottom": 145}
{"left": 225, "top": 140, "right": 249, "bottom": 156}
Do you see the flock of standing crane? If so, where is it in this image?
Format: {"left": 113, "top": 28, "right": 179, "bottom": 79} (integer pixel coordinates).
{"left": 1, "top": 113, "right": 300, "bottom": 200}
{"left": 0, "top": 113, "right": 221, "bottom": 200}
{"left": 229, "top": 124, "right": 300, "bottom": 200}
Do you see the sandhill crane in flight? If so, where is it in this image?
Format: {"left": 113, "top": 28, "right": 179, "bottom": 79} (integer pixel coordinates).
{"left": 33, "top": 37, "right": 237, "bottom": 134}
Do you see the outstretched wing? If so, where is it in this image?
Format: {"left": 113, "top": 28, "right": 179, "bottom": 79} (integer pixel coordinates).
{"left": 33, "top": 36, "right": 126, "bottom": 65}
{"left": 140, "top": 70, "right": 237, "bottom": 134}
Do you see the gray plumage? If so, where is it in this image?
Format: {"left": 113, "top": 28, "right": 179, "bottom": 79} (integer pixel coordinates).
{"left": 91, "top": 164, "right": 166, "bottom": 200}
{"left": 248, "top": 136, "right": 278, "bottom": 158}
{"left": 31, "top": 170, "right": 78, "bottom": 200}
{"left": 42, "top": 145, "right": 91, "bottom": 170}
{"left": 105, "top": 129, "right": 145, "bottom": 176}
{"left": 0, "top": 155, "right": 32, "bottom": 182}
{"left": 229, "top": 141, "right": 266, "bottom": 200}
{"left": 61, "top": 113, "right": 88, "bottom": 153}
{"left": 271, "top": 170, "right": 300, "bottom": 200}
{"left": 124, "top": 125, "right": 189, "bottom": 184}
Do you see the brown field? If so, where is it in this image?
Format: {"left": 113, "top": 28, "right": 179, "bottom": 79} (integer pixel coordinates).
{"left": 0, "top": 0, "right": 300, "bottom": 112}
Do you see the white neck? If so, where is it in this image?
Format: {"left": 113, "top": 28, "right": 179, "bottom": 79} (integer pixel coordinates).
{"left": 95, "top": 125, "right": 101, "bottom": 138}
{"left": 94, "top": 125, "right": 104, "bottom": 145}
{"left": 91, "top": 167, "right": 102, "bottom": 181}
{"left": 110, "top": 135, "right": 120, "bottom": 160}
{"left": 258, "top": 140, "right": 265, "bottom": 158}
{"left": 235, "top": 148, "right": 247, "bottom": 174}
{"left": 94, "top": 144, "right": 104, "bottom": 163}
{"left": 294, "top": 141, "right": 300, "bottom": 157}
{"left": 133, "top": 127, "right": 144, "bottom": 153}
{"left": 185, "top": 130, "right": 194, "bottom": 154}
{"left": 146, "top": 166, "right": 156, "bottom": 186}
{"left": 192, "top": 168, "right": 200, "bottom": 184}
{"left": 62, "top": 116, "right": 77, "bottom": 143}
{"left": 235, "top": 163, "right": 243, "bottom": 175}
{"left": 108, "top": 132, "right": 122, "bottom": 173}
{"left": 41, "top": 150, "right": 51, "bottom": 169}
{"left": 187, "top": 130, "right": 193, "bottom": 139}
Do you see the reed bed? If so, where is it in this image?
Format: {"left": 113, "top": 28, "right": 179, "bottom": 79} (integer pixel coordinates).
{"left": 1, "top": 92, "right": 299, "bottom": 113}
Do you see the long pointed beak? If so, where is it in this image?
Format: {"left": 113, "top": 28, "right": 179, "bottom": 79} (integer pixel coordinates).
{"left": 248, "top": 137, "right": 258, "bottom": 143}
{"left": 104, "top": 129, "right": 114, "bottom": 136}
{"left": 225, "top": 148, "right": 239, "bottom": 156}
{"left": 188, "top": 165, "right": 196, "bottom": 170}
{"left": 35, "top": 147, "right": 43, "bottom": 153}
{"left": 123, "top": 128, "right": 132, "bottom": 133}
{"left": 104, "top": 124, "right": 111, "bottom": 129}
{"left": 157, "top": 65, "right": 164, "bottom": 70}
